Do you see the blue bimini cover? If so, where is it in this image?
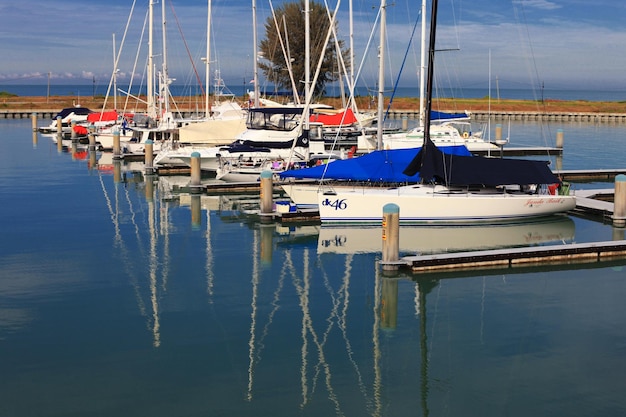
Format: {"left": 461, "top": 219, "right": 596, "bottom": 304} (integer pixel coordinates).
{"left": 279, "top": 145, "right": 472, "bottom": 183}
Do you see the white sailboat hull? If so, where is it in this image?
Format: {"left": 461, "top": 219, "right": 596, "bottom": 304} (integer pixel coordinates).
{"left": 317, "top": 184, "right": 577, "bottom": 224}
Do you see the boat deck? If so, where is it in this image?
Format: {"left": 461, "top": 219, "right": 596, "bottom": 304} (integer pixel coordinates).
{"left": 380, "top": 240, "right": 626, "bottom": 274}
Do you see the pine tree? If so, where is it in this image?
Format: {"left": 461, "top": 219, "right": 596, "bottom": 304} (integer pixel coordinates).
{"left": 258, "top": 0, "right": 348, "bottom": 99}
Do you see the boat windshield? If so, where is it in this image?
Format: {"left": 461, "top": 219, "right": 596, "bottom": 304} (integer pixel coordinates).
{"left": 246, "top": 108, "right": 303, "bottom": 131}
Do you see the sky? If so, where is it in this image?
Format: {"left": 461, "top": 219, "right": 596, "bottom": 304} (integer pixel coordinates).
{"left": 1, "top": 0, "right": 625, "bottom": 94}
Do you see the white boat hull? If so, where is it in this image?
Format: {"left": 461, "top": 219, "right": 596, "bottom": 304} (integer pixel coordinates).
{"left": 317, "top": 184, "right": 577, "bottom": 224}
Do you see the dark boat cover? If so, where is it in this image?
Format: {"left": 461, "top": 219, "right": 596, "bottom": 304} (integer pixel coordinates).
{"left": 403, "top": 137, "right": 559, "bottom": 186}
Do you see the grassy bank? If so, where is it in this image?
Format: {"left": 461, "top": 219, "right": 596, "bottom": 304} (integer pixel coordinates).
{"left": 2, "top": 92, "right": 626, "bottom": 114}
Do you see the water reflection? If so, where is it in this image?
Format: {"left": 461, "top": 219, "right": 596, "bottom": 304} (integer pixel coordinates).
{"left": 316, "top": 217, "right": 576, "bottom": 255}
{"left": 38, "top": 158, "right": 626, "bottom": 415}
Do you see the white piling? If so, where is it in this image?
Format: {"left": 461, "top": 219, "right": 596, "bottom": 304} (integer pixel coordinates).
{"left": 382, "top": 203, "right": 400, "bottom": 271}
{"left": 260, "top": 171, "right": 274, "bottom": 214}
{"left": 613, "top": 174, "right": 626, "bottom": 228}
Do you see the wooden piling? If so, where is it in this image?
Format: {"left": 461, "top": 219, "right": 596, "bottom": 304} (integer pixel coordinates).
{"left": 495, "top": 123, "right": 502, "bottom": 141}
{"left": 382, "top": 203, "right": 400, "bottom": 271}
{"left": 260, "top": 171, "right": 274, "bottom": 214}
{"left": 112, "top": 130, "right": 121, "bottom": 159}
{"left": 191, "top": 195, "right": 202, "bottom": 230}
{"left": 189, "top": 151, "right": 202, "bottom": 190}
{"left": 31, "top": 113, "right": 37, "bottom": 131}
{"left": 556, "top": 128, "right": 564, "bottom": 149}
{"left": 613, "top": 174, "right": 626, "bottom": 227}
{"left": 144, "top": 140, "right": 154, "bottom": 174}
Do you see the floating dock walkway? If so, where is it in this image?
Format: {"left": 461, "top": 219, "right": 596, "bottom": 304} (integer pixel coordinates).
{"left": 5, "top": 109, "right": 626, "bottom": 123}
{"left": 380, "top": 240, "right": 626, "bottom": 274}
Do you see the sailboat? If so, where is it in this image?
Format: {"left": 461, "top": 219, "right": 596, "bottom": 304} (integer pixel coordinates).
{"left": 314, "top": 0, "right": 576, "bottom": 224}
{"left": 375, "top": 0, "right": 494, "bottom": 153}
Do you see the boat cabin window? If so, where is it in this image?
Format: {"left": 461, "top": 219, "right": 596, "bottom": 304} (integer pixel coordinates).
{"left": 247, "top": 109, "right": 302, "bottom": 131}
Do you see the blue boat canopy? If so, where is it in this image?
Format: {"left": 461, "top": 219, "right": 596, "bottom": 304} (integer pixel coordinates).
{"left": 279, "top": 145, "right": 472, "bottom": 183}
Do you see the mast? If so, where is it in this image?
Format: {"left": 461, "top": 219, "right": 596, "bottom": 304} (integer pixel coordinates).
{"left": 349, "top": 0, "right": 354, "bottom": 92}
{"left": 161, "top": 0, "right": 169, "bottom": 115}
{"left": 252, "top": 0, "right": 260, "bottom": 107}
{"left": 113, "top": 33, "right": 118, "bottom": 110}
{"left": 205, "top": 0, "right": 211, "bottom": 116}
{"left": 147, "top": 0, "right": 155, "bottom": 118}
{"left": 304, "top": 0, "right": 310, "bottom": 132}
{"left": 419, "top": 0, "right": 426, "bottom": 126}
{"left": 423, "top": 0, "right": 438, "bottom": 145}
{"left": 376, "top": 0, "right": 386, "bottom": 150}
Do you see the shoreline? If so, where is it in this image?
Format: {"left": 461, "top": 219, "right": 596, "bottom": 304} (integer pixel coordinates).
{"left": 3, "top": 95, "right": 626, "bottom": 115}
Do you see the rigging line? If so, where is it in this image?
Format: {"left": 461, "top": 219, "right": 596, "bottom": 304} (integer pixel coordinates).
{"left": 255, "top": 255, "right": 288, "bottom": 362}
{"left": 102, "top": 0, "right": 137, "bottom": 114}
{"left": 168, "top": 0, "right": 205, "bottom": 97}
{"left": 384, "top": 8, "right": 422, "bottom": 122}
{"left": 124, "top": 9, "right": 149, "bottom": 114}
{"left": 98, "top": 172, "right": 148, "bottom": 317}
{"left": 512, "top": 1, "right": 542, "bottom": 101}
{"left": 337, "top": 254, "right": 376, "bottom": 412}
{"left": 511, "top": 2, "right": 554, "bottom": 146}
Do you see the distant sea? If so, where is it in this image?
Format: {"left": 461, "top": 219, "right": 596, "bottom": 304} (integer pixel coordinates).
{"left": 1, "top": 84, "right": 625, "bottom": 102}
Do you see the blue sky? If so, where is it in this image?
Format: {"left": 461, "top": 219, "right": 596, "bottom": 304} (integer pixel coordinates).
{"left": 1, "top": 0, "right": 625, "bottom": 93}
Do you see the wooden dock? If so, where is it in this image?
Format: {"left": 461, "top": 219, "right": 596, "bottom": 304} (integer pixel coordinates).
{"left": 4, "top": 109, "right": 626, "bottom": 124}
{"left": 380, "top": 240, "right": 626, "bottom": 274}
{"left": 570, "top": 188, "right": 616, "bottom": 221}
{"left": 386, "top": 109, "right": 626, "bottom": 123}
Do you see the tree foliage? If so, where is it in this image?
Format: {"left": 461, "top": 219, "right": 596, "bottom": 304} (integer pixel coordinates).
{"left": 258, "top": 0, "right": 348, "bottom": 99}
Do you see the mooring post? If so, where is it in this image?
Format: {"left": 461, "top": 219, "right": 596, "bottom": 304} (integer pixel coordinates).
{"left": 56, "top": 116, "right": 62, "bottom": 135}
{"left": 70, "top": 120, "right": 77, "bottom": 141}
{"left": 402, "top": 115, "right": 408, "bottom": 131}
{"left": 556, "top": 128, "right": 564, "bottom": 149}
{"left": 189, "top": 151, "right": 202, "bottom": 192}
{"left": 613, "top": 174, "right": 626, "bottom": 228}
{"left": 31, "top": 112, "right": 37, "bottom": 132}
{"left": 113, "top": 160, "right": 122, "bottom": 184}
{"left": 260, "top": 170, "right": 274, "bottom": 214}
{"left": 382, "top": 203, "right": 400, "bottom": 271}
{"left": 88, "top": 131, "right": 96, "bottom": 150}
{"left": 191, "top": 195, "right": 202, "bottom": 231}
{"left": 144, "top": 140, "right": 154, "bottom": 175}
{"left": 495, "top": 123, "right": 502, "bottom": 142}
{"left": 56, "top": 131, "right": 63, "bottom": 152}
{"left": 112, "top": 130, "right": 121, "bottom": 159}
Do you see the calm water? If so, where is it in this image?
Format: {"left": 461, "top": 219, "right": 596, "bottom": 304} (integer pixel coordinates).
{"left": 1, "top": 118, "right": 626, "bottom": 416}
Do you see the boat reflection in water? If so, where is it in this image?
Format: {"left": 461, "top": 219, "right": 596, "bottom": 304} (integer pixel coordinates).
{"left": 316, "top": 216, "right": 575, "bottom": 255}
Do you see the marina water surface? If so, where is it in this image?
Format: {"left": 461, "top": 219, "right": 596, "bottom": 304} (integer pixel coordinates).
{"left": 1, "top": 118, "right": 626, "bottom": 416}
